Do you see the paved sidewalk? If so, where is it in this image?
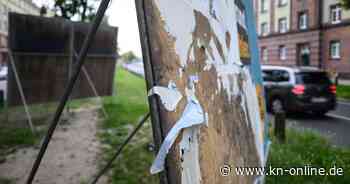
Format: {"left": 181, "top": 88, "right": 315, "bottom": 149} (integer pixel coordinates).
{"left": 339, "top": 79, "right": 350, "bottom": 86}
{"left": 0, "top": 108, "right": 107, "bottom": 184}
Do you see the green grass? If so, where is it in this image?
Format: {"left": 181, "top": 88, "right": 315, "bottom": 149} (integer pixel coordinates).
{"left": 0, "top": 126, "right": 42, "bottom": 164}
{"left": 337, "top": 85, "right": 350, "bottom": 100}
{"left": 99, "top": 68, "right": 158, "bottom": 184}
{"left": 267, "top": 129, "right": 350, "bottom": 184}
{"left": 0, "top": 178, "right": 14, "bottom": 184}
{"left": 0, "top": 127, "right": 39, "bottom": 150}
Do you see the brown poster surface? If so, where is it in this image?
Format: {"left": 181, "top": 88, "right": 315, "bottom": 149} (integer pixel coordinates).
{"left": 136, "top": 0, "right": 267, "bottom": 184}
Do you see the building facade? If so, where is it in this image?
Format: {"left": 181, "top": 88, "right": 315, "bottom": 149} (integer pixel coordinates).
{"left": 256, "top": 0, "right": 350, "bottom": 78}
{"left": 0, "top": 0, "right": 40, "bottom": 66}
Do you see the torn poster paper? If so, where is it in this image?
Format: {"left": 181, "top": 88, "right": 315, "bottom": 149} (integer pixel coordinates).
{"left": 179, "top": 128, "right": 201, "bottom": 184}
{"left": 137, "top": 0, "right": 269, "bottom": 183}
{"left": 150, "top": 94, "right": 205, "bottom": 174}
{"left": 148, "top": 81, "right": 183, "bottom": 111}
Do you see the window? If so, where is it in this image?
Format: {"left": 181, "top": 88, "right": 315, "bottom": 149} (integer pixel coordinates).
{"left": 298, "top": 12, "right": 308, "bottom": 30}
{"left": 262, "top": 71, "right": 274, "bottom": 82}
{"left": 330, "top": 41, "right": 341, "bottom": 59}
{"left": 296, "top": 72, "right": 331, "bottom": 85}
{"left": 330, "top": 4, "right": 342, "bottom": 24}
{"left": 278, "top": 18, "right": 288, "bottom": 33}
{"left": 262, "top": 70, "right": 290, "bottom": 82}
{"left": 279, "top": 45, "right": 287, "bottom": 60}
{"left": 278, "top": 0, "right": 287, "bottom": 7}
{"left": 261, "top": 22, "right": 268, "bottom": 36}
{"left": 261, "top": 0, "right": 268, "bottom": 13}
{"left": 261, "top": 47, "right": 268, "bottom": 62}
{"left": 275, "top": 70, "right": 290, "bottom": 82}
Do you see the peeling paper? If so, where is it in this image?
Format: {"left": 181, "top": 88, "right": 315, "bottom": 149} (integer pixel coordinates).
{"left": 180, "top": 128, "right": 201, "bottom": 184}
{"left": 240, "top": 68, "right": 264, "bottom": 166}
{"left": 204, "top": 112, "right": 210, "bottom": 127}
{"left": 150, "top": 94, "right": 205, "bottom": 174}
{"left": 152, "top": 0, "right": 266, "bottom": 179}
{"left": 148, "top": 82, "right": 183, "bottom": 111}
{"left": 155, "top": 0, "right": 243, "bottom": 102}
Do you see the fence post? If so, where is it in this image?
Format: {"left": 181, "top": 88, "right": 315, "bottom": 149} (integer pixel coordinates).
{"left": 0, "top": 90, "right": 4, "bottom": 108}
{"left": 274, "top": 111, "right": 286, "bottom": 143}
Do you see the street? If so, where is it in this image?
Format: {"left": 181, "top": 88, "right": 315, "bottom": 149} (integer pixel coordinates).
{"left": 281, "top": 100, "right": 350, "bottom": 147}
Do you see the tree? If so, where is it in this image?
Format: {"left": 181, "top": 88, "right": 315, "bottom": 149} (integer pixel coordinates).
{"left": 121, "top": 51, "right": 138, "bottom": 62}
{"left": 54, "top": 0, "right": 98, "bottom": 22}
{"left": 40, "top": 6, "right": 48, "bottom": 16}
{"left": 341, "top": 0, "right": 350, "bottom": 9}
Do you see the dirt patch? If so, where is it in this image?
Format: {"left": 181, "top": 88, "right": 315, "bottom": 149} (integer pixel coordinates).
{"left": 0, "top": 108, "right": 107, "bottom": 184}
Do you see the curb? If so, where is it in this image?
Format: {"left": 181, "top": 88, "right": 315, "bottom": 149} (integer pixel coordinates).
{"left": 337, "top": 98, "right": 350, "bottom": 104}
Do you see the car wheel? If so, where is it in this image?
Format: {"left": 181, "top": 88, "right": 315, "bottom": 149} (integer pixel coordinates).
{"left": 271, "top": 98, "right": 285, "bottom": 114}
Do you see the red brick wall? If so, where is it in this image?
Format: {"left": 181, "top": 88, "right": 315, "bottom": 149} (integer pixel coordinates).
{"left": 290, "top": 0, "right": 321, "bottom": 31}
{"left": 259, "top": 30, "right": 321, "bottom": 66}
{"left": 322, "top": 25, "right": 350, "bottom": 76}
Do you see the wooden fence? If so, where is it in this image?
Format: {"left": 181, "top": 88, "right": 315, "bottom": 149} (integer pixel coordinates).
{"left": 7, "top": 13, "right": 118, "bottom": 106}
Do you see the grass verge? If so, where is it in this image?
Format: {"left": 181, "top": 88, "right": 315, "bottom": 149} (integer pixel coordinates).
{"left": 99, "top": 68, "right": 158, "bottom": 184}
{"left": 0, "top": 177, "right": 13, "bottom": 184}
{"left": 0, "top": 126, "right": 42, "bottom": 167}
{"left": 0, "top": 128, "right": 38, "bottom": 150}
{"left": 337, "top": 85, "right": 350, "bottom": 100}
{"left": 267, "top": 128, "right": 350, "bottom": 184}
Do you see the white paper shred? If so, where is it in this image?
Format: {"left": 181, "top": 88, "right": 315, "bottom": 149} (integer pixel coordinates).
{"left": 150, "top": 94, "right": 205, "bottom": 174}
{"left": 148, "top": 81, "right": 183, "bottom": 111}
{"left": 180, "top": 128, "right": 201, "bottom": 184}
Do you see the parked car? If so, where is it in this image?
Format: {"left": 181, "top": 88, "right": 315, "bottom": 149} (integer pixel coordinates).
{"left": 261, "top": 65, "right": 336, "bottom": 115}
{"left": 0, "top": 66, "right": 7, "bottom": 80}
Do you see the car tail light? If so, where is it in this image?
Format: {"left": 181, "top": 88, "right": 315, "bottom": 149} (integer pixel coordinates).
{"left": 329, "top": 85, "right": 337, "bottom": 94}
{"left": 292, "top": 85, "right": 305, "bottom": 95}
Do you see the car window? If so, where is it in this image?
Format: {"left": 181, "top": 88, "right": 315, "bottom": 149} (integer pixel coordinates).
{"left": 262, "top": 70, "right": 290, "bottom": 82}
{"left": 296, "top": 72, "right": 331, "bottom": 84}
{"left": 262, "top": 70, "right": 275, "bottom": 82}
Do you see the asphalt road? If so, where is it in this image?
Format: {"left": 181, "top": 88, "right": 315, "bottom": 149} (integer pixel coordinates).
{"left": 281, "top": 100, "right": 350, "bottom": 148}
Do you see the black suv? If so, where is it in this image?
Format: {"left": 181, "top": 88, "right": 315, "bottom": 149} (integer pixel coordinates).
{"left": 262, "top": 66, "right": 336, "bottom": 115}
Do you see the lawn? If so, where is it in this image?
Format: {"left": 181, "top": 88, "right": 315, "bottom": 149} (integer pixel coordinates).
{"left": 337, "top": 85, "right": 350, "bottom": 100}
{"left": 99, "top": 67, "right": 158, "bottom": 184}
{"left": 0, "top": 178, "right": 13, "bottom": 184}
{"left": 0, "top": 128, "right": 38, "bottom": 150}
{"left": 266, "top": 129, "right": 350, "bottom": 184}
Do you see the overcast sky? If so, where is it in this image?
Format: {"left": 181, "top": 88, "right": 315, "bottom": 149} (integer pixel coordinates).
{"left": 33, "top": 0, "right": 143, "bottom": 57}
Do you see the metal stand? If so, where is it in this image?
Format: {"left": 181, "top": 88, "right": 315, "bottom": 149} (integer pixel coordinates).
{"left": 274, "top": 111, "right": 286, "bottom": 143}
{"left": 26, "top": 0, "right": 112, "bottom": 183}
{"left": 8, "top": 51, "right": 36, "bottom": 134}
